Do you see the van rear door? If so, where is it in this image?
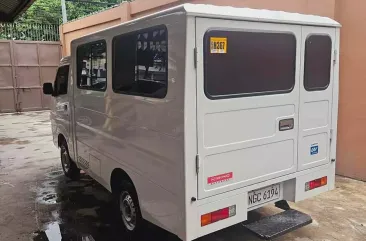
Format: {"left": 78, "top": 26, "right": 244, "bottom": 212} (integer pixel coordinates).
{"left": 195, "top": 18, "right": 301, "bottom": 199}
{"left": 297, "top": 27, "right": 336, "bottom": 171}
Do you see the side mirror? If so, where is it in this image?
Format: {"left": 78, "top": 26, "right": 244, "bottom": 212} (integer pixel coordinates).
{"left": 43, "top": 83, "right": 54, "bottom": 95}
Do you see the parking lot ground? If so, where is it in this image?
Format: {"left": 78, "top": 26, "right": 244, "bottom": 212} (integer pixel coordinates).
{"left": 0, "top": 111, "right": 366, "bottom": 241}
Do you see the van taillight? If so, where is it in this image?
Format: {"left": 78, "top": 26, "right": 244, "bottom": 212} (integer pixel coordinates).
{"left": 305, "top": 176, "right": 327, "bottom": 191}
{"left": 201, "top": 205, "right": 236, "bottom": 226}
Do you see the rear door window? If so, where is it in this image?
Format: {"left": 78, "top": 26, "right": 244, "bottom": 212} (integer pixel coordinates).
{"left": 304, "top": 35, "right": 332, "bottom": 91}
{"left": 204, "top": 30, "right": 296, "bottom": 99}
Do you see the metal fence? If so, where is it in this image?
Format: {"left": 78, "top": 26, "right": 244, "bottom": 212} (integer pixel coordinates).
{"left": 0, "top": 40, "right": 61, "bottom": 113}
{"left": 0, "top": 23, "right": 60, "bottom": 41}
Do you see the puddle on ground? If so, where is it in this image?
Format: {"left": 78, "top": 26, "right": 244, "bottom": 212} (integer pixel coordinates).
{"left": 37, "top": 193, "right": 58, "bottom": 205}
{"left": 43, "top": 180, "right": 58, "bottom": 186}
{"left": 33, "top": 222, "right": 98, "bottom": 241}
{"left": 32, "top": 169, "right": 179, "bottom": 241}
{"left": 45, "top": 170, "right": 64, "bottom": 179}
{"left": 32, "top": 222, "right": 98, "bottom": 241}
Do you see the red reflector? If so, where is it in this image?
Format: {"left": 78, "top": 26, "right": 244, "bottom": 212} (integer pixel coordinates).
{"left": 201, "top": 205, "right": 236, "bottom": 226}
{"left": 305, "top": 176, "right": 327, "bottom": 191}
{"left": 310, "top": 179, "right": 321, "bottom": 189}
{"left": 211, "top": 208, "right": 229, "bottom": 223}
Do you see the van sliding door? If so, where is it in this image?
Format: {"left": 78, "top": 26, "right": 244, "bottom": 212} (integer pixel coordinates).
{"left": 195, "top": 18, "right": 302, "bottom": 199}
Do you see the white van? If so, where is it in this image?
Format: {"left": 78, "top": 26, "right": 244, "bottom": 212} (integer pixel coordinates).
{"left": 43, "top": 4, "right": 340, "bottom": 241}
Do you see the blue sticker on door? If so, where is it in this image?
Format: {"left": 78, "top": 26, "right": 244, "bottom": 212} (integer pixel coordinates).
{"left": 310, "top": 144, "right": 319, "bottom": 155}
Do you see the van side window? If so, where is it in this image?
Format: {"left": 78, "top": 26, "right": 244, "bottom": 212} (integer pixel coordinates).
{"left": 112, "top": 25, "right": 167, "bottom": 98}
{"left": 54, "top": 65, "right": 69, "bottom": 96}
{"left": 77, "top": 40, "right": 107, "bottom": 91}
{"left": 204, "top": 30, "right": 296, "bottom": 99}
{"left": 304, "top": 35, "right": 332, "bottom": 91}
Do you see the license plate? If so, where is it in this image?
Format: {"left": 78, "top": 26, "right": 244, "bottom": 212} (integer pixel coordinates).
{"left": 248, "top": 184, "right": 281, "bottom": 209}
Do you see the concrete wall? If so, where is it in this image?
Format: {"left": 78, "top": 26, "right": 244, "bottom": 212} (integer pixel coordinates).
{"left": 60, "top": 3, "right": 131, "bottom": 56}
{"left": 60, "top": 0, "right": 336, "bottom": 56}
{"left": 334, "top": 0, "right": 366, "bottom": 181}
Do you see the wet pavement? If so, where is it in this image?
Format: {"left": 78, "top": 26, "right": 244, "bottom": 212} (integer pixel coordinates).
{"left": 1, "top": 111, "right": 366, "bottom": 241}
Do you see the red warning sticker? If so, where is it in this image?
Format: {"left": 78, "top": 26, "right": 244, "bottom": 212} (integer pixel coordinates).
{"left": 207, "top": 172, "right": 233, "bottom": 185}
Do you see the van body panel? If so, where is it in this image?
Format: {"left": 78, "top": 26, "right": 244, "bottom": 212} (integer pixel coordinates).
{"left": 195, "top": 18, "right": 301, "bottom": 199}
{"left": 297, "top": 26, "right": 336, "bottom": 171}
{"left": 50, "top": 58, "right": 72, "bottom": 156}
{"left": 70, "top": 12, "right": 187, "bottom": 237}
{"left": 196, "top": 191, "right": 248, "bottom": 237}
{"left": 192, "top": 163, "right": 335, "bottom": 239}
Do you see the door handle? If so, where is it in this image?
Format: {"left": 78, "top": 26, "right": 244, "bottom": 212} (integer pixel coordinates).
{"left": 279, "top": 118, "right": 294, "bottom": 131}
{"left": 64, "top": 105, "right": 69, "bottom": 116}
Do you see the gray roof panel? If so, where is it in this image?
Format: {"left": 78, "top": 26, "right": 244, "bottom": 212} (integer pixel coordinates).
{"left": 182, "top": 4, "right": 340, "bottom": 27}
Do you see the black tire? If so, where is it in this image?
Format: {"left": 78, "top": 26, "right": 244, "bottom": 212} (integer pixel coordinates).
{"left": 115, "top": 180, "right": 143, "bottom": 238}
{"left": 60, "top": 140, "right": 80, "bottom": 180}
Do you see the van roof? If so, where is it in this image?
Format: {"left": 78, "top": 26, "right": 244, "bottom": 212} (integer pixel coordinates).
{"left": 181, "top": 4, "right": 341, "bottom": 27}
{"left": 72, "top": 4, "right": 340, "bottom": 45}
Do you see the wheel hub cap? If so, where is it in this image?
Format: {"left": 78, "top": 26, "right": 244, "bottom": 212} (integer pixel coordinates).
{"left": 120, "top": 192, "right": 136, "bottom": 231}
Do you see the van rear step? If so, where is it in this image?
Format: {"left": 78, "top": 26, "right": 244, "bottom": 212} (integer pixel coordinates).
{"left": 243, "top": 209, "right": 312, "bottom": 240}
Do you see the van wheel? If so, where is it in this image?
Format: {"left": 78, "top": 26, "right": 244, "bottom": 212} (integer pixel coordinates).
{"left": 116, "top": 181, "right": 143, "bottom": 236}
{"left": 60, "top": 141, "right": 80, "bottom": 180}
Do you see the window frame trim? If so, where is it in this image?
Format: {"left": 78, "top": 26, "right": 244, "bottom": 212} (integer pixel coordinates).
{"left": 203, "top": 28, "right": 297, "bottom": 100}
{"left": 303, "top": 34, "right": 332, "bottom": 92}
{"left": 111, "top": 24, "right": 168, "bottom": 99}
{"left": 76, "top": 39, "right": 108, "bottom": 92}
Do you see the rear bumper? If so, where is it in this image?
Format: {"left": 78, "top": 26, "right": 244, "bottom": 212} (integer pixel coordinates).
{"left": 191, "top": 163, "right": 335, "bottom": 240}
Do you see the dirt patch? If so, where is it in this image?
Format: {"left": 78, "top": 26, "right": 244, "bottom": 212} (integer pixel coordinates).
{"left": 0, "top": 138, "right": 18, "bottom": 145}
{"left": 16, "top": 140, "right": 30, "bottom": 145}
{"left": 0, "top": 138, "right": 31, "bottom": 145}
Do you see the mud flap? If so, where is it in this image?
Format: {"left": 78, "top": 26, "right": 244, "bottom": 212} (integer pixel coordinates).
{"left": 243, "top": 209, "right": 312, "bottom": 240}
